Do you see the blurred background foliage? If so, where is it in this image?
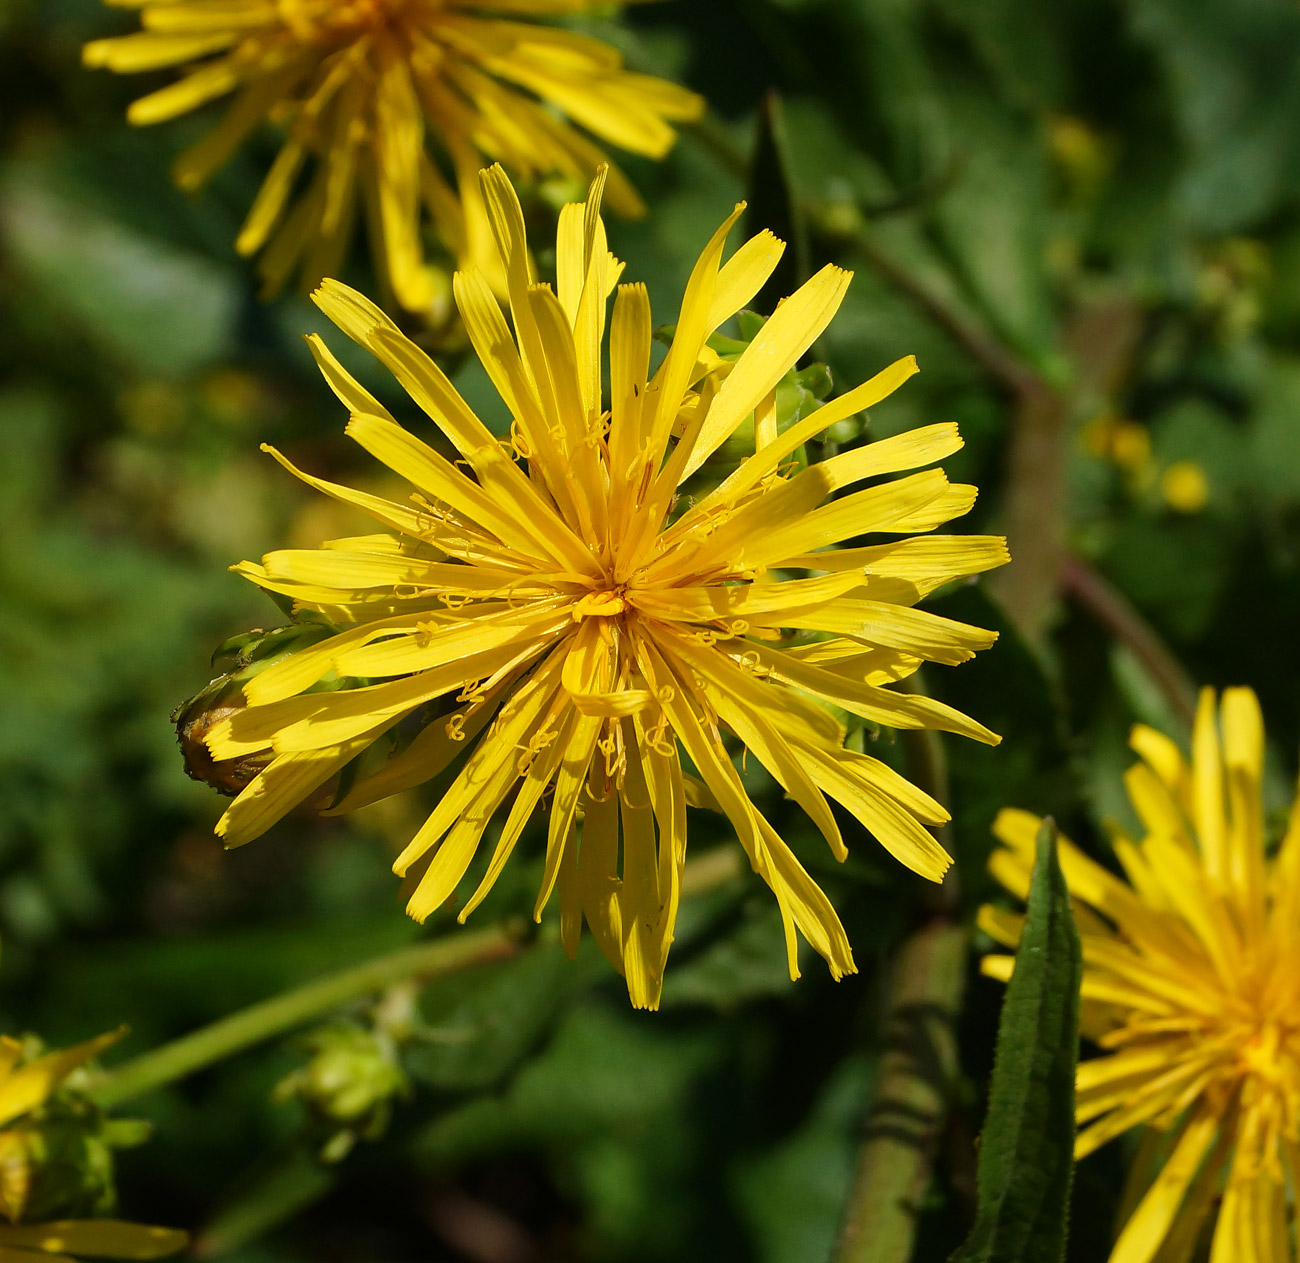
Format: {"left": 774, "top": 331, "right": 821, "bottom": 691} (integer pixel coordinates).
{"left": 1, "top": 0, "right": 1299, "bottom": 1259}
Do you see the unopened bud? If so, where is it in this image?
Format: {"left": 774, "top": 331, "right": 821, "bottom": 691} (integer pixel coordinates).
{"left": 0, "top": 1095, "right": 145, "bottom": 1225}
{"left": 274, "top": 1024, "right": 407, "bottom": 1163}
{"left": 174, "top": 623, "right": 334, "bottom": 796}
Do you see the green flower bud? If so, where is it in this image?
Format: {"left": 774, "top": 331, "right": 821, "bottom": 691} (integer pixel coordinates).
{"left": 274, "top": 1024, "right": 408, "bottom": 1164}
{"left": 174, "top": 622, "right": 335, "bottom": 797}
{"left": 0, "top": 1075, "right": 148, "bottom": 1225}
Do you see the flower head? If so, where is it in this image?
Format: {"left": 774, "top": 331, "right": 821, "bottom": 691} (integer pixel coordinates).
{"left": 206, "top": 165, "right": 1006, "bottom": 1009}
{"left": 982, "top": 688, "right": 1300, "bottom": 1263}
{"left": 0, "top": 1032, "right": 187, "bottom": 1261}
{"left": 84, "top": 0, "right": 702, "bottom": 309}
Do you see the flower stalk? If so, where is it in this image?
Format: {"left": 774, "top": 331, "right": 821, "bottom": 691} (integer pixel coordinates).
{"left": 86, "top": 926, "right": 521, "bottom": 1110}
{"left": 835, "top": 675, "right": 966, "bottom": 1263}
{"left": 834, "top": 919, "right": 968, "bottom": 1263}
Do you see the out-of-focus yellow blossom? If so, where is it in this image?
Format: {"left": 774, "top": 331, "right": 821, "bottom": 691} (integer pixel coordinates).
{"left": 0, "top": 1032, "right": 187, "bottom": 1261}
{"left": 1110, "top": 425, "right": 1152, "bottom": 475}
{"left": 1083, "top": 411, "right": 1152, "bottom": 475}
{"left": 1197, "top": 239, "right": 1269, "bottom": 345}
{"left": 1160, "top": 461, "right": 1210, "bottom": 515}
{"left": 84, "top": 0, "right": 703, "bottom": 310}
{"left": 202, "top": 165, "right": 1008, "bottom": 1009}
{"left": 982, "top": 688, "right": 1300, "bottom": 1263}
{"left": 1047, "top": 114, "right": 1111, "bottom": 202}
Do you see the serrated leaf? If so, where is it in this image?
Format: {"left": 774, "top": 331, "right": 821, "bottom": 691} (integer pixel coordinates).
{"left": 950, "top": 819, "right": 1080, "bottom": 1263}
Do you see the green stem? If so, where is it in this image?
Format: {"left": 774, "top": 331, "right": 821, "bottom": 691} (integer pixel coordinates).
{"left": 1061, "top": 554, "right": 1198, "bottom": 728}
{"left": 989, "top": 382, "right": 1071, "bottom": 639}
{"left": 849, "top": 234, "right": 1045, "bottom": 401}
{"left": 87, "top": 925, "right": 521, "bottom": 1110}
{"left": 834, "top": 921, "right": 968, "bottom": 1263}
{"left": 835, "top": 678, "right": 968, "bottom": 1263}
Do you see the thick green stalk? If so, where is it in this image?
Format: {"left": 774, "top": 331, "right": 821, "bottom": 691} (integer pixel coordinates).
{"left": 835, "top": 676, "right": 967, "bottom": 1263}
{"left": 835, "top": 920, "right": 968, "bottom": 1263}
{"left": 87, "top": 925, "right": 520, "bottom": 1110}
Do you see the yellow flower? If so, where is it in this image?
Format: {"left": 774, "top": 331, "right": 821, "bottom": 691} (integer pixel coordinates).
{"left": 1161, "top": 460, "right": 1211, "bottom": 515}
{"left": 1082, "top": 411, "right": 1152, "bottom": 475}
{"left": 206, "top": 166, "right": 1007, "bottom": 1009}
{"left": 981, "top": 688, "right": 1300, "bottom": 1263}
{"left": 84, "top": 0, "right": 702, "bottom": 310}
{"left": 0, "top": 1033, "right": 187, "bottom": 1261}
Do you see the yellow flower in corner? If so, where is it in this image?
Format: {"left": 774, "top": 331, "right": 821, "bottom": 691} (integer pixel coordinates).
{"left": 0, "top": 1032, "right": 187, "bottom": 1261}
{"left": 206, "top": 166, "right": 1007, "bottom": 1009}
{"left": 982, "top": 688, "right": 1300, "bottom": 1263}
{"left": 83, "top": 0, "right": 702, "bottom": 309}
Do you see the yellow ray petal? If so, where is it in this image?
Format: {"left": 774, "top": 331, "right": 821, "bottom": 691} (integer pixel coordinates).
{"left": 608, "top": 281, "right": 653, "bottom": 485}
{"left": 1109, "top": 1108, "right": 1223, "bottom": 1263}
{"left": 643, "top": 204, "right": 746, "bottom": 466}
{"left": 258, "top": 443, "right": 431, "bottom": 538}
{"left": 217, "top": 738, "right": 376, "bottom": 848}
{"left": 0, "top": 1221, "right": 187, "bottom": 1260}
{"left": 689, "top": 355, "right": 921, "bottom": 520}
{"left": 1191, "top": 687, "right": 1228, "bottom": 883}
{"left": 394, "top": 651, "right": 566, "bottom": 878}
{"left": 83, "top": 30, "right": 239, "bottom": 71}
{"left": 750, "top": 640, "right": 999, "bottom": 744}
{"left": 534, "top": 710, "right": 604, "bottom": 919}
{"left": 458, "top": 720, "right": 569, "bottom": 921}
{"left": 708, "top": 229, "right": 786, "bottom": 329}
{"left": 0, "top": 1030, "right": 125, "bottom": 1128}
{"left": 680, "top": 264, "right": 853, "bottom": 478}
{"left": 303, "top": 332, "right": 395, "bottom": 424}
{"left": 327, "top": 677, "right": 515, "bottom": 815}
{"left": 329, "top": 602, "right": 567, "bottom": 680}
{"left": 782, "top": 534, "right": 1009, "bottom": 596}
{"left": 664, "top": 632, "right": 843, "bottom": 859}
{"left": 733, "top": 469, "right": 955, "bottom": 569}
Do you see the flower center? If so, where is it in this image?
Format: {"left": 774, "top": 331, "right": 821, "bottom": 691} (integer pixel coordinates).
{"left": 278, "top": 0, "right": 408, "bottom": 39}
{"left": 572, "top": 589, "right": 629, "bottom": 621}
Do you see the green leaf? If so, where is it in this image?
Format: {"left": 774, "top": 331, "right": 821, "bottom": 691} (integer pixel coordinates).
{"left": 404, "top": 944, "right": 577, "bottom": 1092}
{"left": 195, "top": 1148, "right": 336, "bottom": 1258}
{"left": 745, "top": 91, "right": 810, "bottom": 307}
{"left": 0, "top": 152, "right": 238, "bottom": 377}
{"left": 735, "top": 1055, "right": 873, "bottom": 1263}
{"left": 949, "top": 819, "right": 1081, "bottom": 1263}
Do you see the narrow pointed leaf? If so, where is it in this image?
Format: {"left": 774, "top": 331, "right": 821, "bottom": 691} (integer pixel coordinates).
{"left": 950, "top": 818, "right": 1080, "bottom": 1263}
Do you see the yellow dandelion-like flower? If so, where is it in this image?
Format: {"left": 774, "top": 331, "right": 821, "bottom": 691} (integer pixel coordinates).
{"left": 982, "top": 688, "right": 1300, "bottom": 1263}
{"left": 84, "top": 0, "right": 702, "bottom": 309}
{"left": 0, "top": 1032, "right": 187, "bottom": 1261}
{"left": 206, "top": 165, "right": 1007, "bottom": 1009}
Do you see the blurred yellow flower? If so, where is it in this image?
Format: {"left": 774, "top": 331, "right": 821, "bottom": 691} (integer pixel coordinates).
{"left": 1161, "top": 460, "right": 1210, "bottom": 514}
{"left": 982, "top": 688, "right": 1300, "bottom": 1263}
{"left": 1047, "top": 114, "right": 1111, "bottom": 202}
{"left": 1110, "top": 424, "right": 1152, "bottom": 475}
{"left": 0, "top": 1032, "right": 187, "bottom": 1261}
{"left": 84, "top": 0, "right": 702, "bottom": 310}
{"left": 206, "top": 165, "right": 1007, "bottom": 1009}
{"left": 1082, "top": 411, "right": 1151, "bottom": 475}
